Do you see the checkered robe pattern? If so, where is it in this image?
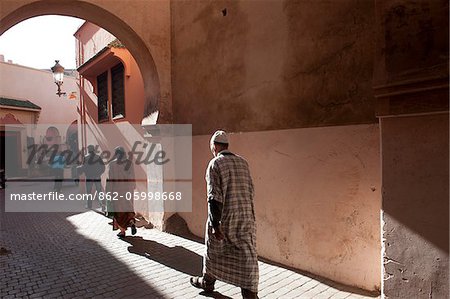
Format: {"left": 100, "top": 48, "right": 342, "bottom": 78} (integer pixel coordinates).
{"left": 203, "top": 150, "right": 259, "bottom": 292}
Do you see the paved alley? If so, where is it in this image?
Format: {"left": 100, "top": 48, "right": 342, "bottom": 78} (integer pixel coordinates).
{"left": 1, "top": 202, "right": 379, "bottom": 298}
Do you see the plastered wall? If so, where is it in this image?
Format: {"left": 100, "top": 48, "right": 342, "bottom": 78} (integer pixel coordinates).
{"left": 381, "top": 113, "right": 449, "bottom": 298}
{"left": 171, "top": 0, "right": 376, "bottom": 135}
{"left": 0, "top": 62, "right": 78, "bottom": 125}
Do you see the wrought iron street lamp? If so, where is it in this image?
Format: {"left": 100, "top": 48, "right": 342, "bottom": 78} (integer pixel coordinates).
{"left": 51, "top": 60, "right": 66, "bottom": 97}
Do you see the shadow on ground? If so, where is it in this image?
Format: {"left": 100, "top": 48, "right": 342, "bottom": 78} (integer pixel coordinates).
{"left": 121, "top": 236, "right": 234, "bottom": 298}
{"left": 122, "top": 236, "right": 202, "bottom": 276}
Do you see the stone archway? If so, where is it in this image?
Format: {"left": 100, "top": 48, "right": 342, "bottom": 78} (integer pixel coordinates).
{"left": 0, "top": 0, "right": 172, "bottom": 233}
{"left": 0, "top": 0, "right": 172, "bottom": 123}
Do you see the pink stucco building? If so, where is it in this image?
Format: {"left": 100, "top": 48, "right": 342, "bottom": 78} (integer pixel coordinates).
{"left": 0, "top": 58, "right": 79, "bottom": 177}
{"left": 74, "top": 21, "right": 150, "bottom": 214}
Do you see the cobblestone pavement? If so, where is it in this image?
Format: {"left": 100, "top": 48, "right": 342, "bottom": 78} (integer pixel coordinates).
{"left": 1, "top": 198, "right": 380, "bottom": 298}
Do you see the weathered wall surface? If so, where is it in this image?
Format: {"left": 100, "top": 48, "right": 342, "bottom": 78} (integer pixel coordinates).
{"left": 381, "top": 114, "right": 449, "bottom": 298}
{"left": 171, "top": 0, "right": 376, "bottom": 135}
{"left": 374, "top": 0, "right": 449, "bottom": 85}
{"left": 373, "top": 0, "right": 449, "bottom": 118}
{"left": 374, "top": 0, "right": 449, "bottom": 297}
{"left": 180, "top": 124, "right": 381, "bottom": 291}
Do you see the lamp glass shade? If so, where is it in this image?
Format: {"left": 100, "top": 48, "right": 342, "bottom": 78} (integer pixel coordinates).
{"left": 53, "top": 71, "right": 64, "bottom": 84}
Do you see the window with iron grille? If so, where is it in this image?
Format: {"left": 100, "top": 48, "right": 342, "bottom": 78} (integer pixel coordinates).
{"left": 97, "top": 71, "right": 108, "bottom": 122}
{"left": 111, "top": 63, "right": 125, "bottom": 118}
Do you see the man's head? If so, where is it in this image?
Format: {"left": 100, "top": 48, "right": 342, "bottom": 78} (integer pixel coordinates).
{"left": 87, "top": 145, "right": 95, "bottom": 153}
{"left": 210, "top": 130, "right": 229, "bottom": 157}
{"left": 114, "top": 146, "right": 126, "bottom": 159}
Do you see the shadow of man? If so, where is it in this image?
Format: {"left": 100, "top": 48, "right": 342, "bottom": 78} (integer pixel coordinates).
{"left": 122, "top": 236, "right": 202, "bottom": 275}
{"left": 121, "top": 236, "right": 234, "bottom": 298}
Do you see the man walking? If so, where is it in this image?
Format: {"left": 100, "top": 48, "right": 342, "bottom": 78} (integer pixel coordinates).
{"left": 190, "top": 130, "right": 259, "bottom": 299}
{"left": 79, "top": 145, "right": 105, "bottom": 209}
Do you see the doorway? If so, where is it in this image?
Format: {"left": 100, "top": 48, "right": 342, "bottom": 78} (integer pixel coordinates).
{"left": 0, "top": 130, "right": 21, "bottom": 179}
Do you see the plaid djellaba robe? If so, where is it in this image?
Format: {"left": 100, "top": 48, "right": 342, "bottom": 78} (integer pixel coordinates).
{"left": 203, "top": 150, "right": 259, "bottom": 292}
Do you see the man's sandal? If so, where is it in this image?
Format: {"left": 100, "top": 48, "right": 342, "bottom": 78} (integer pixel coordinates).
{"left": 190, "top": 276, "right": 214, "bottom": 292}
